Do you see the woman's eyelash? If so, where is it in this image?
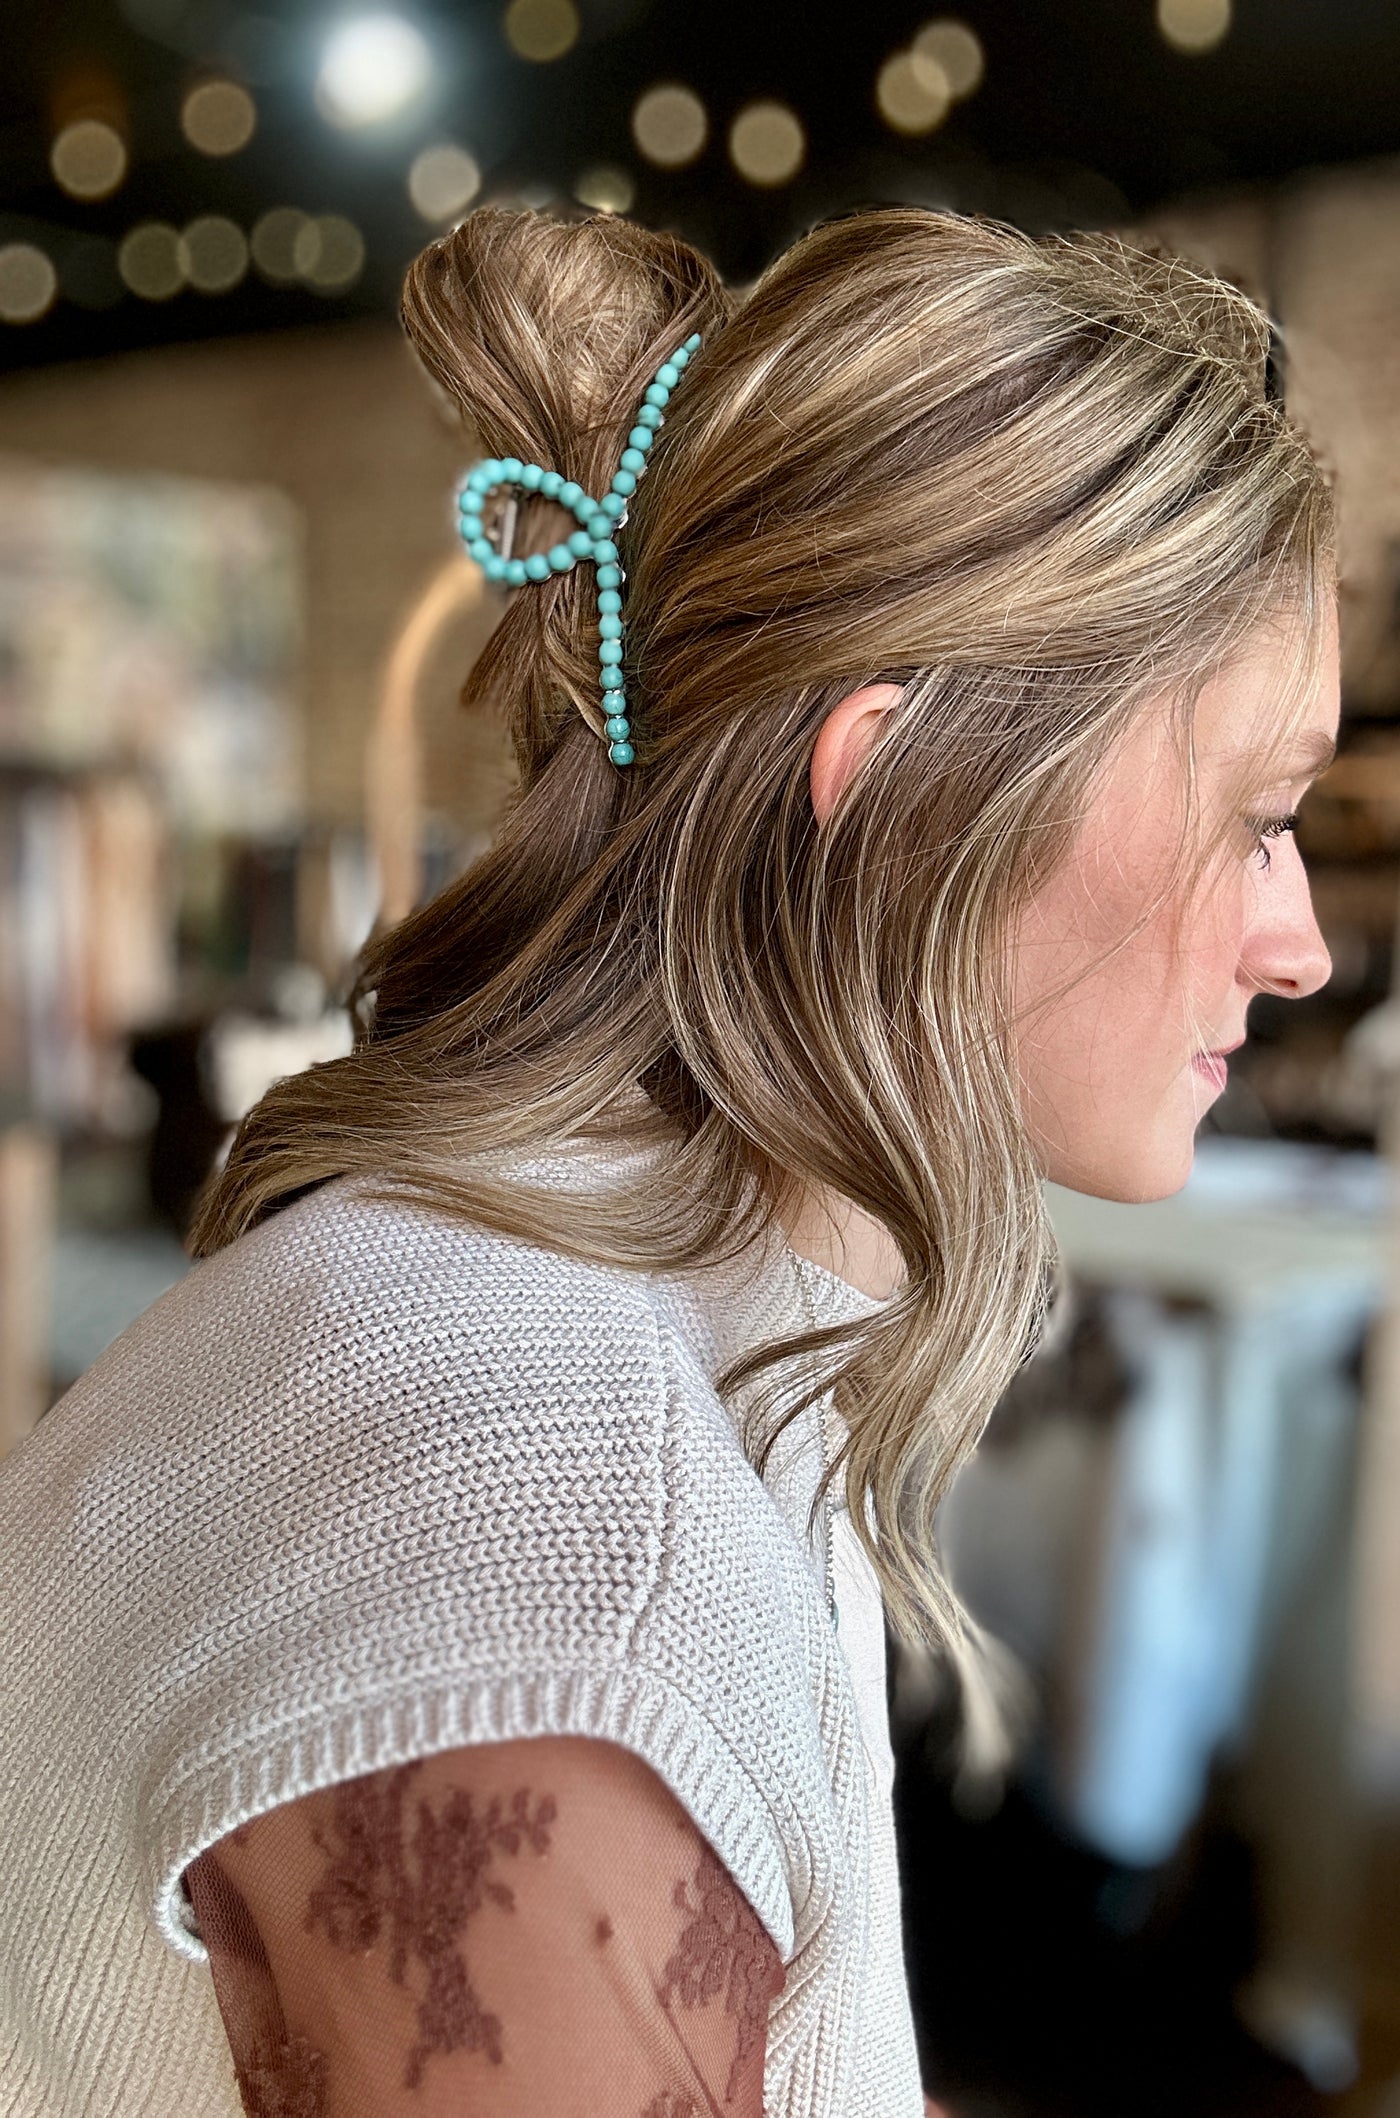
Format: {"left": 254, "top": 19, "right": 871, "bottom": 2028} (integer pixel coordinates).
{"left": 1247, "top": 810, "right": 1301, "bottom": 870}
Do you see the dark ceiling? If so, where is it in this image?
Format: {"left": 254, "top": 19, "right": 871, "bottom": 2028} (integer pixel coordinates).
{"left": 5, "top": 0, "right": 1400, "bottom": 375}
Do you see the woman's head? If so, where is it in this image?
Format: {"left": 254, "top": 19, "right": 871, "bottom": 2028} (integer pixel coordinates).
{"left": 810, "top": 604, "right": 1338, "bottom": 1210}
{"left": 195, "top": 202, "right": 1336, "bottom": 1684}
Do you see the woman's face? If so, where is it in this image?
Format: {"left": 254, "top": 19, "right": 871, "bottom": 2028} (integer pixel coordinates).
{"left": 1008, "top": 609, "right": 1340, "bottom": 1201}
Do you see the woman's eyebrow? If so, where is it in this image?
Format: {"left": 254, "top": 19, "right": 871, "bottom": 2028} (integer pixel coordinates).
{"left": 1290, "top": 730, "right": 1337, "bottom": 776}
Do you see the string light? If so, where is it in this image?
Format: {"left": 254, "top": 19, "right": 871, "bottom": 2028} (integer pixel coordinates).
{"left": 728, "top": 100, "right": 805, "bottom": 187}
{"left": 50, "top": 119, "right": 127, "bottom": 201}
{"left": 631, "top": 83, "right": 708, "bottom": 169}
{"left": 1156, "top": 0, "right": 1231, "bottom": 50}
{"left": 293, "top": 214, "right": 366, "bottom": 291}
{"left": 0, "top": 244, "right": 58, "bottom": 324}
{"left": 912, "top": 19, "right": 984, "bottom": 98}
{"left": 177, "top": 215, "right": 249, "bottom": 292}
{"left": 574, "top": 164, "right": 635, "bottom": 214}
{"left": 876, "top": 48, "right": 951, "bottom": 134}
{"left": 181, "top": 80, "right": 257, "bottom": 155}
{"left": 315, "top": 14, "right": 430, "bottom": 127}
{"left": 409, "top": 143, "right": 482, "bottom": 221}
{"left": 250, "top": 206, "right": 309, "bottom": 283}
{"left": 118, "top": 221, "right": 184, "bottom": 300}
{"left": 502, "top": 0, "right": 580, "bottom": 62}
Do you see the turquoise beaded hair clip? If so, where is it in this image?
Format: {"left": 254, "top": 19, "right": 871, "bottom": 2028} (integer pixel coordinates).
{"left": 455, "top": 332, "right": 702, "bottom": 768}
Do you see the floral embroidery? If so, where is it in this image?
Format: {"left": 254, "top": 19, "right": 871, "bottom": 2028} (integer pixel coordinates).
{"left": 303, "top": 1760, "right": 556, "bottom": 2089}
{"left": 236, "top": 2034, "right": 329, "bottom": 2118}
{"left": 658, "top": 1842, "right": 785, "bottom": 2105}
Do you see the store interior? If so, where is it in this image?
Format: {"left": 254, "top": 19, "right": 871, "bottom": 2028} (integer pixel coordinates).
{"left": 3, "top": 3, "right": 1400, "bottom": 2114}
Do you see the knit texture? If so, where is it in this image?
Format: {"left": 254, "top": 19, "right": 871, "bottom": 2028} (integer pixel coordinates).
{"left": 0, "top": 1127, "right": 925, "bottom": 2117}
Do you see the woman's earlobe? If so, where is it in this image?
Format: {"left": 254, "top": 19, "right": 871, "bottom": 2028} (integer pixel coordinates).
{"left": 810, "top": 680, "right": 904, "bottom": 826}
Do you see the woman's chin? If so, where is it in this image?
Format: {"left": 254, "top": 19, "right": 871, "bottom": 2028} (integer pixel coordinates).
{"left": 1038, "top": 1124, "right": 1197, "bottom": 1204}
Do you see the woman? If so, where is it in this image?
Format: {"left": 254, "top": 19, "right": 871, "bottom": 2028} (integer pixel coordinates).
{"left": 0, "top": 204, "right": 1337, "bottom": 2118}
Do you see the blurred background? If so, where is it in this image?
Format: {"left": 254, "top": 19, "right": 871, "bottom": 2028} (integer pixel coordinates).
{"left": 2, "top": 2, "right": 1400, "bottom": 2113}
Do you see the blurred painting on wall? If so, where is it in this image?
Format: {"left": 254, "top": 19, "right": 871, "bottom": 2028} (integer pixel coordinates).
{"left": 0, "top": 455, "right": 304, "bottom": 833}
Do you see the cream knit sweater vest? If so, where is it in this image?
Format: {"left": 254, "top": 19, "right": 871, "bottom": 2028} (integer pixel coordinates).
{"left": 0, "top": 1129, "right": 925, "bottom": 2117}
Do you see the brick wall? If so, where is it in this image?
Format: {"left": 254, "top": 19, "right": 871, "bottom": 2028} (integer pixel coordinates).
{"left": 0, "top": 316, "right": 514, "bottom": 837}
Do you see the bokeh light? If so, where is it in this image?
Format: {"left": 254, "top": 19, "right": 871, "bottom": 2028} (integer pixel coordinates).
{"left": 728, "top": 100, "right": 805, "bottom": 187}
{"left": 250, "top": 207, "right": 308, "bottom": 284}
{"left": 912, "top": 18, "right": 985, "bottom": 99}
{"left": 502, "top": 0, "right": 580, "bottom": 62}
{"left": 177, "top": 215, "right": 249, "bottom": 292}
{"left": 1156, "top": 0, "right": 1232, "bottom": 52}
{"left": 315, "top": 14, "right": 430, "bottom": 126}
{"left": 181, "top": 80, "right": 257, "bottom": 155}
{"left": 876, "top": 48, "right": 952, "bottom": 134}
{"left": 293, "top": 214, "right": 366, "bottom": 291}
{"left": 631, "top": 83, "right": 708, "bottom": 169}
{"left": 50, "top": 119, "right": 128, "bottom": 201}
{"left": 0, "top": 244, "right": 59, "bottom": 324}
{"left": 574, "top": 163, "right": 636, "bottom": 214}
{"left": 408, "top": 143, "right": 482, "bottom": 221}
{"left": 118, "top": 221, "right": 184, "bottom": 301}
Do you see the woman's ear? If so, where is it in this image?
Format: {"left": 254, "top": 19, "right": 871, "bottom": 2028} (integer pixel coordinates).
{"left": 810, "top": 681, "right": 904, "bottom": 826}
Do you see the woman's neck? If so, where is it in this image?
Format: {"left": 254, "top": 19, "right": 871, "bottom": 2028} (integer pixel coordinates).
{"left": 775, "top": 1181, "right": 907, "bottom": 1301}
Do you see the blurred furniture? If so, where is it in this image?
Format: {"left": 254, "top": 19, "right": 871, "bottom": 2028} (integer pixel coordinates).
{"left": 1054, "top": 1142, "right": 1386, "bottom": 2089}
{"left": 941, "top": 1137, "right": 1391, "bottom": 2092}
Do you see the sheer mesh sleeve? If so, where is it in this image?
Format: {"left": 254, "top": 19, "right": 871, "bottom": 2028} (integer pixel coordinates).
{"left": 181, "top": 1734, "right": 786, "bottom": 2118}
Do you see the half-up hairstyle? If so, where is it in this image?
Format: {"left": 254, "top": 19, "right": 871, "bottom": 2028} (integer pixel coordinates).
{"left": 191, "top": 203, "right": 1334, "bottom": 1728}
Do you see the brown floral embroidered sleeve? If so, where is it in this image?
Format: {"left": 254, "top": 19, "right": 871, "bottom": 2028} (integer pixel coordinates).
{"left": 181, "top": 1733, "right": 786, "bottom": 2118}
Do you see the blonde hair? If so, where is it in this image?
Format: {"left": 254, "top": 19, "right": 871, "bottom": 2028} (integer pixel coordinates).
{"left": 192, "top": 204, "right": 1334, "bottom": 1737}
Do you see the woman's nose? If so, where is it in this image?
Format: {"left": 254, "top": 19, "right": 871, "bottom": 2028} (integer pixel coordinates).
{"left": 1242, "top": 838, "right": 1332, "bottom": 1001}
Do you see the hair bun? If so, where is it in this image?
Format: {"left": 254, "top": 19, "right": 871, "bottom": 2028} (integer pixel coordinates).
{"left": 400, "top": 204, "right": 730, "bottom": 765}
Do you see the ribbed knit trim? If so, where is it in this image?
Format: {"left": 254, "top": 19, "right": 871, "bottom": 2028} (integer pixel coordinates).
{"left": 150, "top": 1661, "right": 802, "bottom": 1967}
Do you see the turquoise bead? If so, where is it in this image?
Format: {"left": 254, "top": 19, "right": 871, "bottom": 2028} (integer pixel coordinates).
{"left": 597, "top": 563, "right": 621, "bottom": 588}
{"left": 601, "top": 493, "right": 627, "bottom": 520}
{"left": 524, "top": 553, "right": 551, "bottom": 581}
{"left": 608, "top": 739, "right": 635, "bottom": 765}
{"left": 684, "top": 331, "right": 701, "bottom": 350}
{"left": 597, "top": 588, "right": 622, "bottom": 614}
{"left": 619, "top": 447, "right": 646, "bottom": 474}
{"left": 599, "top": 638, "right": 623, "bottom": 665}
{"left": 505, "top": 558, "right": 528, "bottom": 586}
{"left": 499, "top": 456, "right": 523, "bottom": 481}
{"left": 601, "top": 687, "right": 626, "bottom": 711}
{"left": 547, "top": 543, "right": 575, "bottom": 572}
{"left": 558, "top": 479, "right": 583, "bottom": 508}
{"left": 593, "top": 539, "right": 619, "bottom": 563}
{"left": 540, "top": 470, "right": 562, "bottom": 497}
{"left": 655, "top": 362, "right": 679, "bottom": 388}
{"left": 627, "top": 427, "right": 653, "bottom": 453}
{"left": 520, "top": 462, "right": 543, "bottom": 490}
{"left": 587, "top": 513, "right": 612, "bottom": 539}
{"left": 605, "top": 714, "right": 631, "bottom": 740}
{"left": 483, "top": 553, "right": 509, "bottom": 582}
{"left": 671, "top": 345, "right": 690, "bottom": 367}
{"left": 643, "top": 383, "right": 669, "bottom": 408}
{"left": 611, "top": 469, "right": 636, "bottom": 496}
{"left": 466, "top": 466, "right": 493, "bottom": 492}
{"left": 567, "top": 529, "right": 593, "bottom": 558}
{"left": 636, "top": 403, "right": 663, "bottom": 430}
{"left": 598, "top": 612, "right": 622, "bottom": 640}
{"left": 459, "top": 511, "right": 482, "bottom": 535}
{"left": 468, "top": 536, "right": 493, "bottom": 563}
